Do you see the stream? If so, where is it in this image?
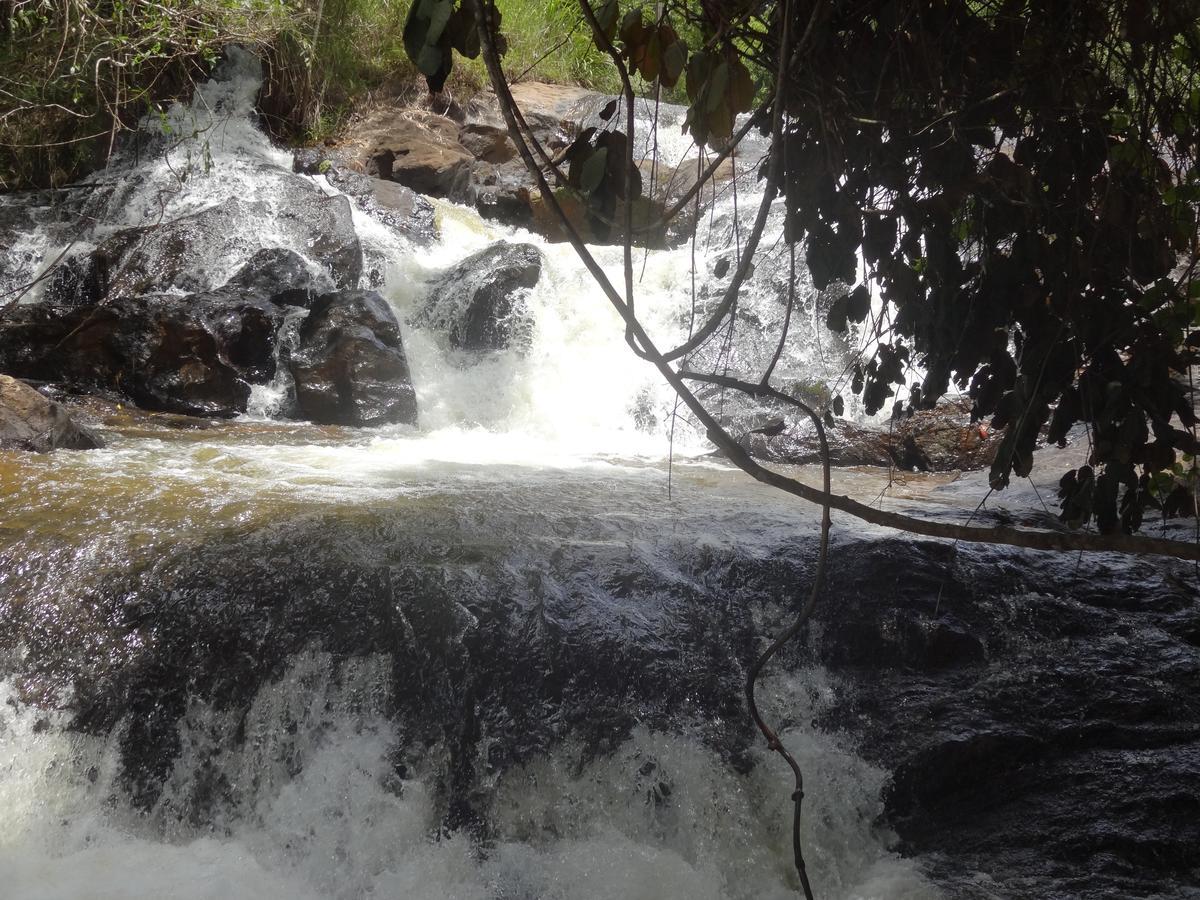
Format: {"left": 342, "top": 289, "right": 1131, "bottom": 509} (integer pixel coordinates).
{"left": 1, "top": 50, "right": 1197, "bottom": 900}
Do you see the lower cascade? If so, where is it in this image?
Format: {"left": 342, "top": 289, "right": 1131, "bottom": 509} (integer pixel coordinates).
{"left": 1, "top": 50, "right": 1197, "bottom": 900}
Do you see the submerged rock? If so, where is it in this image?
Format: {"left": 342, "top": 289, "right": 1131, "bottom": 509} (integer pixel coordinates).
{"left": 418, "top": 242, "right": 541, "bottom": 353}
{"left": 0, "top": 374, "right": 103, "bottom": 451}
{"left": 289, "top": 289, "right": 418, "bottom": 426}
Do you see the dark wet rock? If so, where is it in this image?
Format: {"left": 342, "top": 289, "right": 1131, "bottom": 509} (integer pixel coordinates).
{"left": 740, "top": 399, "right": 1001, "bottom": 472}
{"left": 0, "top": 374, "right": 104, "bottom": 451}
{"left": 43, "top": 252, "right": 110, "bottom": 307}
{"left": 227, "top": 248, "right": 330, "bottom": 309}
{"left": 288, "top": 289, "right": 417, "bottom": 426}
{"left": 812, "top": 538, "right": 1200, "bottom": 898}
{"left": 88, "top": 200, "right": 259, "bottom": 299}
{"left": 324, "top": 167, "right": 438, "bottom": 245}
{"left": 418, "top": 242, "right": 541, "bottom": 353}
{"left": 0, "top": 290, "right": 283, "bottom": 416}
{"left": 0, "top": 463, "right": 1196, "bottom": 897}
{"left": 68, "top": 187, "right": 361, "bottom": 303}
{"left": 0, "top": 494, "right": 756, "bottom": 822}
{"left": 274, "top": 189, "right": 363, "bottom": 290}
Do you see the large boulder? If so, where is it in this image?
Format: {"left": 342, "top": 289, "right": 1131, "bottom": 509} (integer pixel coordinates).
{"left": 288, "top": 289, "right": 418, "bottom": 426}
{"left": 418, "top": 242, "right": 541, "bottom": 353}
{"left": 357, "top": 109, "right": 475, "bottom": 197}
{"left": 0, "top": 374, "right": 103, "bottom": 451}
{"left": 0, "top": 290, "right": 284, "bottom": 417}
{"left": 49, "top": 188, "right": 362, "bottom": 309}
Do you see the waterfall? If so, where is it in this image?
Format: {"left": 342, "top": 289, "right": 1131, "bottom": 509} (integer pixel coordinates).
{"left": 0, "top": 49, "right": 954, "bottom": 900}
{"left": 0, "top": 659, "right": 935, "bottom": 900}
{"left": 2, "top": 46, "right": 865, "bottom": 461}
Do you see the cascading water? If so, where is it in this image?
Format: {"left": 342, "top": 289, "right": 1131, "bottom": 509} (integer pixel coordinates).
{"left": 6, "top": 48, "right": 1196, "bottom": 900}
{"left": 0, "top": 49, "right": 940, "bottom": 899}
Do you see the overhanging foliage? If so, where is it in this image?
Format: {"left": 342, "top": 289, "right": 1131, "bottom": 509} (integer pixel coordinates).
{"left": 409, "top": 0, "right": 1200, "bottom": 538}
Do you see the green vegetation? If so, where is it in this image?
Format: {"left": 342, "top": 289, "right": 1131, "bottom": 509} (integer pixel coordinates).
{"left": 460, "top": 1, "right": 622, "bottom": 95}
{"left": 0, "top": 0, "right": 621, "bottom": 189}
{"left": 0, "top": 0, "right": 293, "bottom": 187}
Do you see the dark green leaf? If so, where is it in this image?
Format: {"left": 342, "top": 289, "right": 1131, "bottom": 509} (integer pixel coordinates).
{"left": 581, "top": 147, "right": 608, "bottom": 194}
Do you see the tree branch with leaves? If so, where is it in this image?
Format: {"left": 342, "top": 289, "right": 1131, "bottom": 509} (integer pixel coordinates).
{"left": 403, "top": 0, "right": 1200, "bottom": 893}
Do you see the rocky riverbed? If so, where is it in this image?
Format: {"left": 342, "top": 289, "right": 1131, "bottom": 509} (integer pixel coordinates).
{"left": 1, "top": 47, "right": 1197, "bottom": 900}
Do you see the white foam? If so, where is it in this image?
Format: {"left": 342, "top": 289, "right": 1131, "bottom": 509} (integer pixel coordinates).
{"left": 0, "top": 658, "right": 937, "bottom": 900}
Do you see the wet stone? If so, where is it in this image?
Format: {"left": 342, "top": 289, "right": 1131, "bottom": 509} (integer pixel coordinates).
{"left": 417, "top": 241, "right": 541, "bottom": 354}
{"left": 289, "top": 289, "right": 418, "bottom": 426}
{"left": 0, "top": 374, "right": 104, "bottom": 451}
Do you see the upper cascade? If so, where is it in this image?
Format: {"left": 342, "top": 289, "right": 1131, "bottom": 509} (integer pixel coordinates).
{"left": 0, "top": 46, "right": 863, "bottom": 462}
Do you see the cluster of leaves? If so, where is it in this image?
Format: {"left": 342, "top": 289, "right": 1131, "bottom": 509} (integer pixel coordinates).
{"left": 559, "top": 122, "right": 643, "bottom": 239}
{"left": 718, "top": 0, "right": 1200, "bottom": 534}
{"left": 681, "top": 49, "right": 755, "bottom": 146}
{"left": 590, "top": 1, "right": 688, "bottom": 87}
{"left": 591, "top": 1, "right": 758, "bottom": 144}
{"left": 403, "top": 0, "right": 491, "bottom": 92}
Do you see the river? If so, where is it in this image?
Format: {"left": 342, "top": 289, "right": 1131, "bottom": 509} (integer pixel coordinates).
{"left": 1, "top": 50, "right": 1196, "bottom": 900}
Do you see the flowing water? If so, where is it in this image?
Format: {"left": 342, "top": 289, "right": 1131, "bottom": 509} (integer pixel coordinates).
{"left": 2, "top": 51, "right": 1197, "bottom": 900}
